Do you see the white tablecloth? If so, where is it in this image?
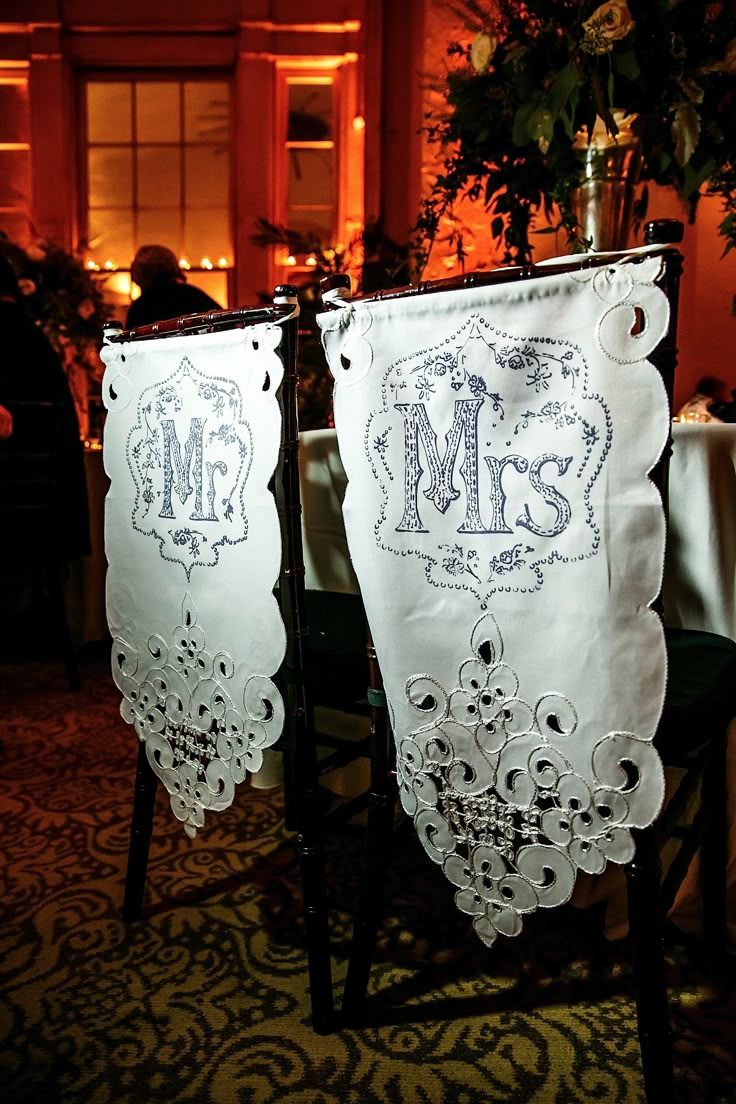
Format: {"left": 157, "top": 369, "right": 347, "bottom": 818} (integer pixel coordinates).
{"left": 300, "top": 429, "right": 358, "bottom": 595}
{"left": 663, "top": 423, "right": 736, "bottom": 642}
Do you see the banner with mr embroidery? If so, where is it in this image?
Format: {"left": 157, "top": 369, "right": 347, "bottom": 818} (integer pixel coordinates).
{"left": 319, "top": 252, "right": 671, "bottom": 945}
{"left": 101, "top": 325, "right": 286, "bottom": 837}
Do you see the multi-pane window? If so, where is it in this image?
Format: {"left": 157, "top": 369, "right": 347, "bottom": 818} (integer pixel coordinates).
{"left": 83, "top": 77, "right": 231, "bottom": 306}
{"left": 286, "top": 78, "right": 336, "bottom": 242}
{"left": 0, "top": 75, "right": 31, "bottom": 245}
{"left": 274, "top": 59, "right": 363, "bottom": 288}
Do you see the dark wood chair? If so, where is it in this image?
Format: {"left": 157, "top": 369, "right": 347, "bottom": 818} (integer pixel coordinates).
{"left": 103, "top": 288, "right": 334, "bottom": 1032}
{"left": 320, "top": 220, "right": 736, "bottom": 1101}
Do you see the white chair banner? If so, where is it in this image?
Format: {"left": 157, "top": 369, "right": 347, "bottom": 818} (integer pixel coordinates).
{"left": 319, "top": 251, "right": 671, "bottom": 946}
{"left": 101, "top": 325, "right": 287, "bottom": 837}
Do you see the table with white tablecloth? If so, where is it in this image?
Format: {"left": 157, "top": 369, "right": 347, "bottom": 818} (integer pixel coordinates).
{"left": 663, "top": 423, "right": 736, "bottom": 643}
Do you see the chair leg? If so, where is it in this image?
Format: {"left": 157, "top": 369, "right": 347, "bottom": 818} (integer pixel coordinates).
{"left": 281, "top": 731, "right": 299, "bottom": 833}
{"left": 122, "top": 740, "right": 159, "bottom": 922}
{"left": 341, "top": 637, "right": 396, "bottom": 1024}
{"left": 285, "top": 667, "right": 334, "bottom": 1033}
{"left": 296, "top": 749, "right": 335, "bottom": 1033}
{"left": 625, "top": 825, "right": 675, "bottom": 1102}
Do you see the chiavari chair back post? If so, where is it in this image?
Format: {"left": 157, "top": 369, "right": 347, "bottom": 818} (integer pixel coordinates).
{"left": 320, "top": 219, "right": 735, "bottom": 1098}
{"left": 103, "top": 288, "right": 334, "bottom": 1031}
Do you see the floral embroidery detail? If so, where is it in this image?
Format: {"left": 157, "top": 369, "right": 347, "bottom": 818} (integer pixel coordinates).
{"left": 130, "top": 404, "right": 161, "bottom": 515}
{"left": 488, "top": 542, "right": 534, "bottom": 578}
{"left": 526, "top": 364, "right": 552, "bottom": 392}
{"left": 440, "top": 544, "right": 481, "bottom": 582}
{"left": 155, "top": 385, "right": 182, "bottom": 415}
{"left": 415, "top": 369, "right": 436, "bottom": 401}
{"left": 582, "top": 421, "right": 599, "bottom": 447}
{"left": 374, "top": 429, "right": 389, "bottom": 457}
{"left": 170, "top": 527, "right": 207, "bottom": 558}
{"left": 467, "top": 374, "right": 488, "bottom": 399}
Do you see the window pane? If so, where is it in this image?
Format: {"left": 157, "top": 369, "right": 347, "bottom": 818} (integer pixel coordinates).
{"left": 288, "top": 148, "right": 334, "bottom": 207}
{"left": 185, "top": 146, "right": 228, "bottom": 207}
{"left": 137, "top": 209, "right": 183, "bottom": 255}
{"left": 0, "top": 150, "right": 30, "bottom": 207}
{"left": 0, "top": 82, "right": 29, "bottom": 144}
{"left": 184, "top": 207, "right": 230, "bottom": 264}
{"left": 88, "top": 147, "right": 133, "bottom": 208}
{"left": 87, "top": 82, "right": 132, "bottom": 144}
{"left": 184, "top": 81, "right": 229, "bottom": 144}
{"left": 136, "top": 146, "right": 181, "bottom": 207}
{"left": 288, "top": 83, "right": 332, "bottom": 141}
{"left": 135, "top": 82, "right": 180, "bottom": 142}
{"left": 287, "top": 207, "right": 335, "bottom": 242}
{"left": 87, "top": 208, "right": 134, "bottom": 267}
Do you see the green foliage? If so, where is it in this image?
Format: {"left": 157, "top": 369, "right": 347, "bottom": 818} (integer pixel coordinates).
{"left": 0, "top": 234, "right": 111, "bottom": 356}
{"left": 251, "top": 219, "right": 410, "bottom": 428}
{"left": 418, "top": 0, "right": 736, "bottom": 265}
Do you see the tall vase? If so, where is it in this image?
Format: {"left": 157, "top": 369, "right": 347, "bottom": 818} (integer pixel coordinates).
{"left": 571, "top": 112, "right": 642, "bottom": 252}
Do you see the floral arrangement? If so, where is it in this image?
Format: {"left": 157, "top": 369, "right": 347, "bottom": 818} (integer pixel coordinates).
{"left": 0, "top": 233, "right": 110, "bottom": 354}
{"left": 251, "top": 218, "right": 410, "bottom": 428}
{"left": 417, "top": 0, "right": 736, "bottom": 265}
{"left": 0, "top": 234, "right": 112, "bottom": 436}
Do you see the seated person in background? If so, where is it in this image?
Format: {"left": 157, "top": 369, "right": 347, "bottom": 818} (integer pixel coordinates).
{"left": 0, "top": 254, "right": 90, "bottom": 562}
{"left": 125, "top": 244, "right": 222, "bottom": 329}
{"left": 675, "top": 375, "right": 731, "bottom": 422}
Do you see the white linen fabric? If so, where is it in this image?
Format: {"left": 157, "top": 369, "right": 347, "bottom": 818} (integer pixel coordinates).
{"left": 319, "top": 251, "right": 671, "bottom": 945}
{"left": 663, "top": 423, "right": 736, "bottom": 642}
{"left": 101, "top": 325, "right": 287, "bottom": 837}
{"left": 300, "top": 428, "right": 359, "bottom": 595}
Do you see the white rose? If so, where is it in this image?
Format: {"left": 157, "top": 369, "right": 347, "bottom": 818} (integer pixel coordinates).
{"left": 470, "top": 32, "right": 497, "bottom": 74}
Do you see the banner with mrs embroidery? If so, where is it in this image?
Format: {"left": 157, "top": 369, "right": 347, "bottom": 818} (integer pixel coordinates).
{"left": 360, "top": 313, "right": 610, "bottom": 608}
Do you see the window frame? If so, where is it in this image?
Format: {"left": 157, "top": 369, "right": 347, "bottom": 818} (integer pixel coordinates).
{"left": 77, "top": 69, "right": 235, "bottom": 304}
{"left": 273, "top": 56, "right": 363, "bottom": 284}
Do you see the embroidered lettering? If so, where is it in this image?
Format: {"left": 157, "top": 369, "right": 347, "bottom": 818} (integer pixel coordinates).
{"left": 159, "top": 417, "right": 221, "bottom": 522}
{"left": 517, "top": 454, "right": 573, "bottom": 538}
{"left": 483, "top": 454, "right": 529, "bottom": 534}
{"left": 396, "top": 399, "right": 485, "bottom": 533}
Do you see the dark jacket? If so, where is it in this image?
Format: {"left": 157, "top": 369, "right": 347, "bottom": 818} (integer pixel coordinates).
{"left": 125, "top": 277, "right": 222, "bottom": 329}
{"left": 0, "top": 299, "right": 90, "bottom": 561}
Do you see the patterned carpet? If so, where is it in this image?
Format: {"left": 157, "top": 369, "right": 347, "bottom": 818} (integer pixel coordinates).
{"left": 1, "top": 658, "right": 734, "bottom": 1104}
